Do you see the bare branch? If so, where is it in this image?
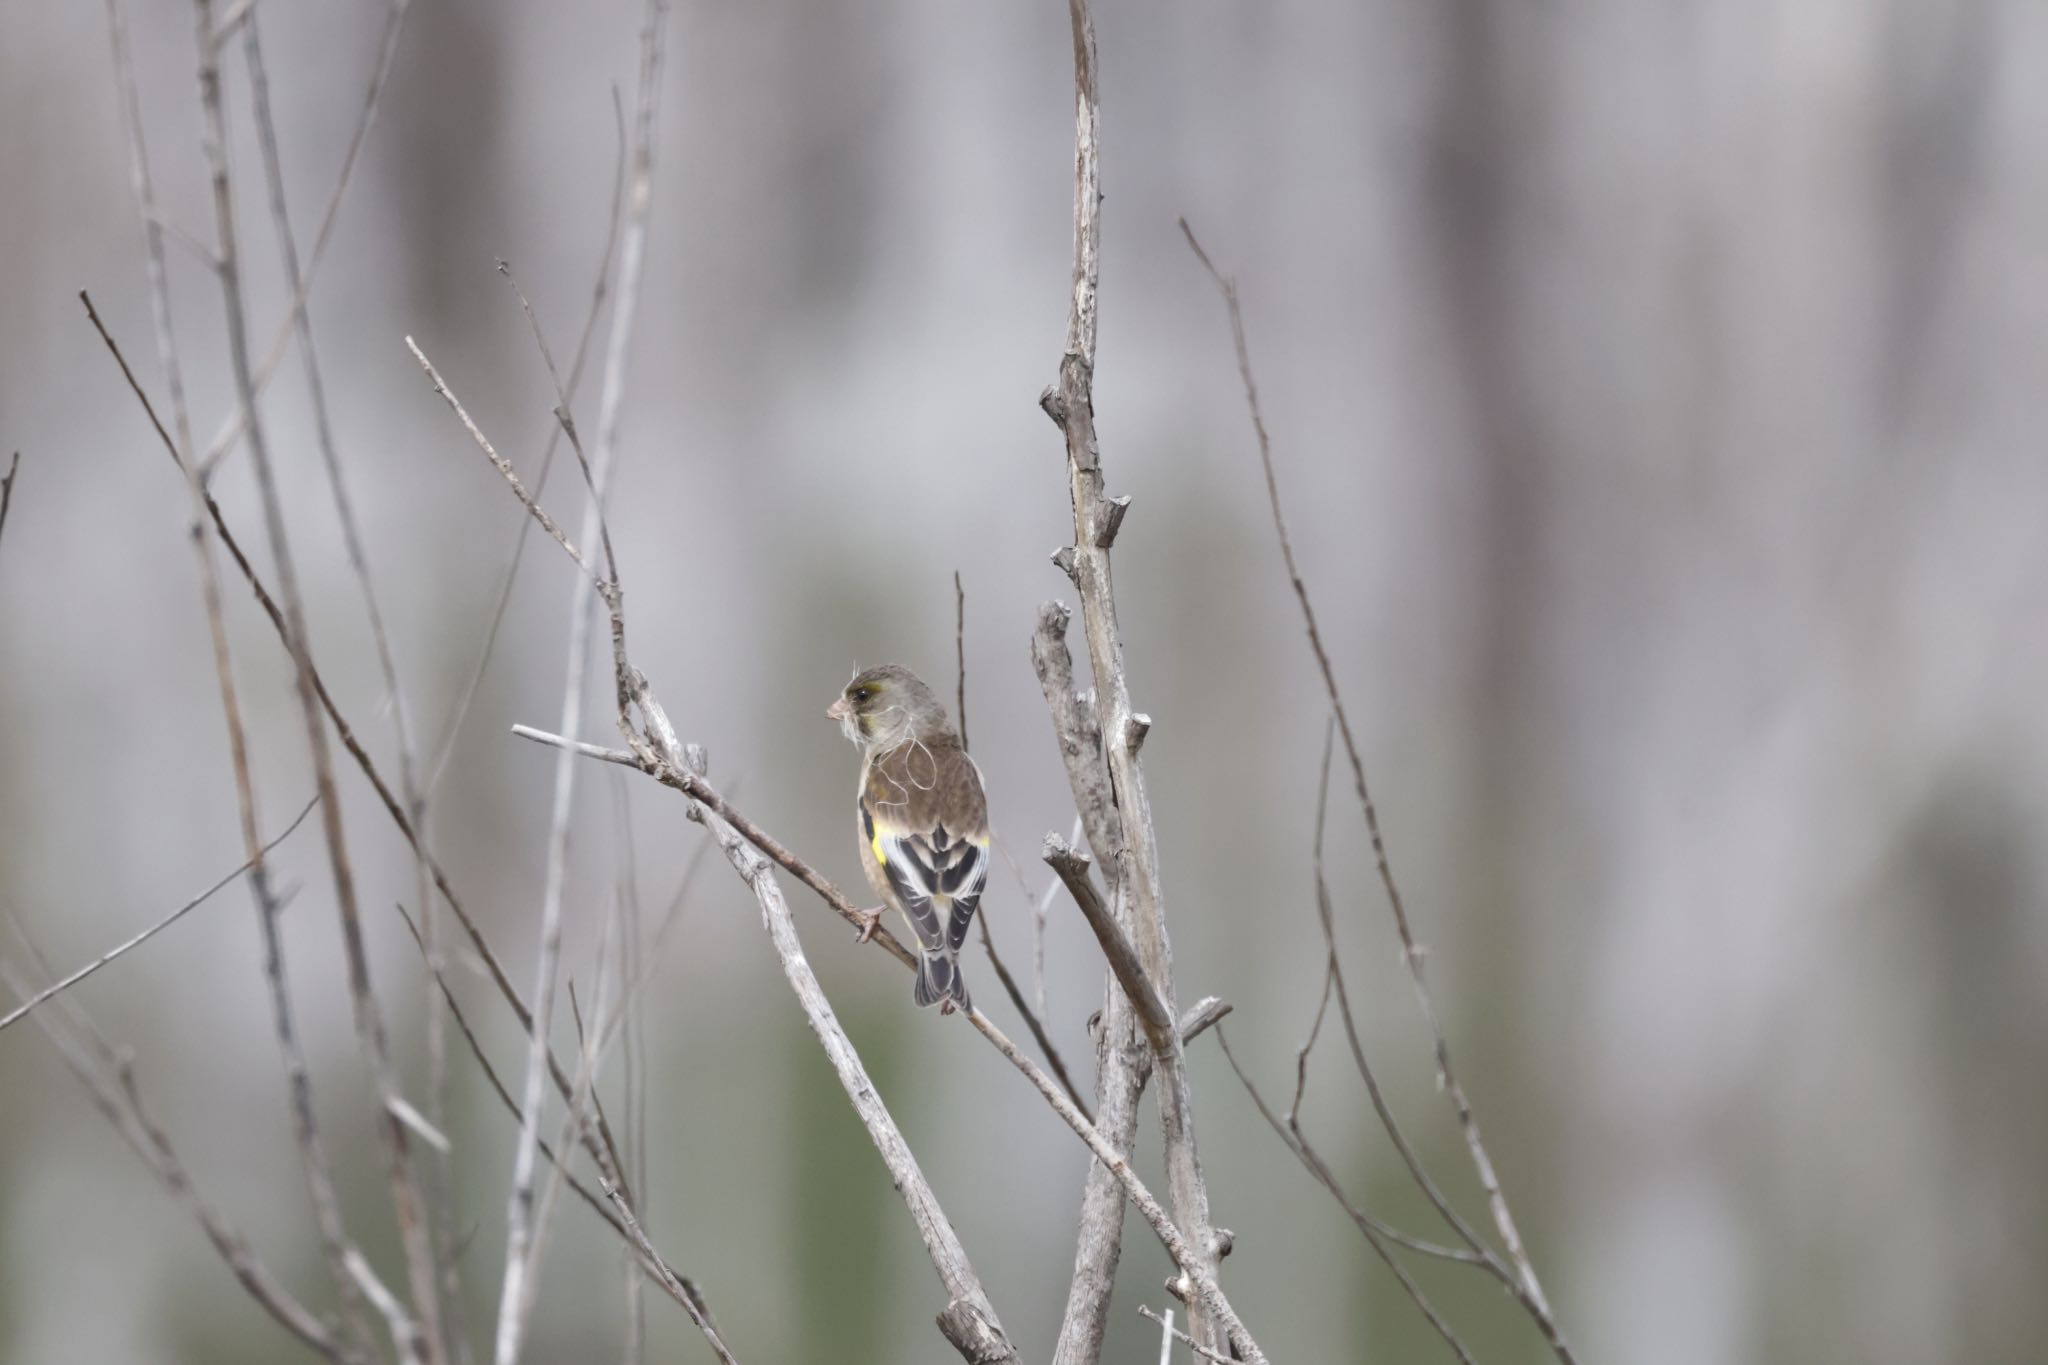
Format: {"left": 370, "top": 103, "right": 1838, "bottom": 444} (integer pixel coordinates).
{"left": 192, "top": 2, "right": 443, "bottom": 1350}
{"left": 0, "top": 958, "right": 340, "bottom": 1360}
{"left": 424, "top": 97, "right": 628, "bottom": 800}
{"left": 601, "top": 1179, "right": 742, "bottom": 1365}
{"left": 952, "top": 572, "right": 1088, "bottom": 1115}
{"left": 954, "top": 569, "right": 970, "bottom": 751}
{"left": 968, "top": 1008, "right": 1266, "bottom": 1363}
{"left": 975, "top": 912, "right": 1091, "bottom": 1120}
{"left": 87, "top": 288, "right": 645, "bottom": 1218}
{"left": 1045, "top": 31, "right": 1238, "bottom": 1335}
{"left": 495, "top": 6, "right": 667, "bottom": 1357}
{"left": 1042, "top": 836, "right": 1174, "bottom": 1049}
{"left": 1032, "top": 607, "right": 1145, "bottom": 1365}
{"left": 408, "top": 339, "right": 601, "bottom": 584}
{"left": 1177, "top": 997, "right": 1232, "bottom": 1045}
{"left": 238, "top": 14, "right": 463, "bottom": 1331}
{"left": 0, "top": 451, "right": 19, "bottom": 554}
{"left": 509, "top": 726, "right": 920, "bottom": 969}
{"left": 1182, "top": 219, "right": 1573, "bottom": 1358}
{"left": 0, "top": 795, "right": 317, "bottom": 1035}
{"left": 199, "top": 0, "right": 413, "bottom": 474}
{"left": 1138, "top": 1306, "right": 1233, "bottom": 1365}
{"left": 677, "top": 744, "right": 1019, "bottom": 1364}
{"left": 524, "top": 716, "right": 1268, "bottom": 1362}
{"left": 1216, "top": 1028, "right": 1478, "bottom": 1365}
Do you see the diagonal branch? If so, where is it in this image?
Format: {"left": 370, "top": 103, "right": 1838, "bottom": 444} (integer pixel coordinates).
{"left": 192, "top": 3, "right": 444, "bottom": 1348}
{"left": 495, "top": 7, "right": 666, "bottom": 1359}
{"left": 0, "top": 957, "right": 339, "bottom": 1360}
{"left": 0, "top": 796, "right": 317, "bottom": 1035}
{"left": 1182, "top": 219, "right": 1574, "bottom": 1361}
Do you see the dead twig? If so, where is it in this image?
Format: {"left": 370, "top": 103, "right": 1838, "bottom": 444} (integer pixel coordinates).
{"left": 0, "top": 956, "right": 340, "bottom": 1359}
{"left": 0, "top": 452, "right": 19, "bottom": 554}
{"left": 1182, "top": 219, "right": 1573, "bottom": 1361}
{"left": 193, "top": 3, "right": 443, "bottom": 1350}
{"left": 0, "top": 795, "right": 317, "bottom": 1035}
{"left": 494, "top": 8, "right": 666, "bottom": 1360}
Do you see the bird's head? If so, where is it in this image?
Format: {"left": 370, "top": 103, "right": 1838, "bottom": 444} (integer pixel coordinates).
{"left": 827, "top": 664, "right": 948, "bottom": 751}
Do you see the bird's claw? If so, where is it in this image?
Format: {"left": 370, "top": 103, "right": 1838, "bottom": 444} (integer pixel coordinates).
{"left": 854, "top": 907, "right": 884, "bottom": 945}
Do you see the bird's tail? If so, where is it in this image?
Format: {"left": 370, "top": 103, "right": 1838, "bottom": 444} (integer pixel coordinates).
{"left": 913, "top": 949, "right": 971, "bottom": 1011}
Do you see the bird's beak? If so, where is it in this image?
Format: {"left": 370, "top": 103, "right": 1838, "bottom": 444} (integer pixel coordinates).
{"left": 826, "top": 697, "right": 850, "bottom": 723}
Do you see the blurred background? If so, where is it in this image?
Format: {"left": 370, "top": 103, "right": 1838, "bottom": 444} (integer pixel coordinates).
{"left": 4, "top": 1, "right": 2047, "bottom": 1361}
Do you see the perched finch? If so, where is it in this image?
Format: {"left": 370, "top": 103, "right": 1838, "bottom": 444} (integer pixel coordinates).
{"left": 826, "top": 664, "right": 989, "bottom": 1011}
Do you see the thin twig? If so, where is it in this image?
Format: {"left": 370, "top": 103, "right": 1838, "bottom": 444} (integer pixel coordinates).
{"left": 953, "top": 569, "right": 969, "bottom": 751}
{"left": 1299, "top": 722, "right": 1492, "bottom": 1255}
{"left": 0, "top": 452, "right": 19, "bottom": 554}
{"left": 199, "top": 0, "right": 413, "bottom": 474}
{"left": 495, "top": 6, "right": 667, "bottom": 1356}
{"left": 192, "top": 3, "right": 444, "bottom": 1352}
{"left": 510, "top": 727, "right": 920, "bottom": 969}
{"left": 614, "top": 775, "right": 650, "bottom": 1365}
{"left": 392, "top": 902, "right": 736, "bottom": 1358}
{"left": 1182, "top": 219, "right": 1571, "bottom": 1357}
{"left": 602, "top": 1179, "right": 741, "bottom": 1365}
{"left": 462, "top": 253, "right": 1256, "bottom": 1360}
{"left": 953, "top": 570, "right": 1087, "bottom": 1114}
{"left": 1138, "top": 1306, "right": 1232, "bottom": 1365}
{"left": 84, "top": 292, "right": 644, "bottom": 1214}
{"left": 975, "top": 912, "right": 1091, "bottom": 1120}
{"left": 969, "top": 1007, "right": 1266, "bottom": 1364}
{"left": 99, "top": 8, "right": 383, "bottom": 1348}
{"left": 1152, "top": 1305, "right": 1177, "bottom": 1365}
{"left": 1216, "top": 1028, "right": 1478, "bottom": 1365}
{"left": 423, "top": 96, "right": 628, "bottom": 799}
{"left": 238, "top": 17, "right": 461, "bottom": 1337}
{"left": 1034, "top": 819, "right": 1075, "bottom": 1023}
{"left": 678, "top": 743, "right": 1020, "bottom": 1364}
{"left": 0, "top": 795, "right": 317, "bottom": 1034}
{"left": 0, "top": 957, "right": 341, "bottom": 1359}
{"left": 512, "top": 722, "right": 1266, "bottom": 1362}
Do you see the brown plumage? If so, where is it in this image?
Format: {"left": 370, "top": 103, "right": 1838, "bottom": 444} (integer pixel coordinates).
{"left": 826, "top": 664, "right": 990, "bottom": 1010}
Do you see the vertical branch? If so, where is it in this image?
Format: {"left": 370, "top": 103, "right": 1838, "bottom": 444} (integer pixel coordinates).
{"left": 495, "top": 10, "right": 668, "bottom": 1362}
{"left": 1041, "top": 2, "right": 1225, "bottom": 1355}
{"left": 1036, "top": 608, "right": 1146, "bottom": 1365}
{"left": 236, "top": 16, "right": 464, "bottom": 1347}
{"left": 102, "top": 4, "right": 388, "bottom": 1353}
{"left": 190, "top": 3, "right": 445, "bottom": 1358}
{"left": 199, "top": 0, "right": 412, "bottom": 471}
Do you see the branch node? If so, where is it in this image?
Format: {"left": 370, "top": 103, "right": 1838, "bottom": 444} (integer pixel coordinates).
{"left": 1177, "top": 996, "right": 1233, "bottom": 1044}
{"left": 1039, "top": 386, "right": 1066, "bottom": 425}
{"left": 1051, "top": 545, "right": 1078, "bottom": 579}
{"left": 1126, "top": 712, "right": 1151, "bottom": 754}
{"left": 1096, "top": 494, "right": 1130, "bottom": 547}
{"left": 1209, "top": 1227, "right": 1235, "bottom": 1260}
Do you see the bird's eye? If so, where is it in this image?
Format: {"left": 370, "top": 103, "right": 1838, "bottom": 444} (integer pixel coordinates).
{"left": 852, "top": 686, "right": 872, "bottom": 703}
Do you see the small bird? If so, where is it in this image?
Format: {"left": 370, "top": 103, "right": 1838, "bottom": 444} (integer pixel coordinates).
{"left": 826, "top": 664, "right": 989, "bottom": 1012}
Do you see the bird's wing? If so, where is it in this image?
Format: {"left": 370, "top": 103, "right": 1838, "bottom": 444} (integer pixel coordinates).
{"left": 864, "top": 742, "right": 990, "bottom": 955}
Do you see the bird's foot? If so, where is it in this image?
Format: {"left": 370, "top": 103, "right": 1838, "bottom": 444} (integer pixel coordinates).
{"left": 853, "top": 907, "right": 885, "bottom": 945}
